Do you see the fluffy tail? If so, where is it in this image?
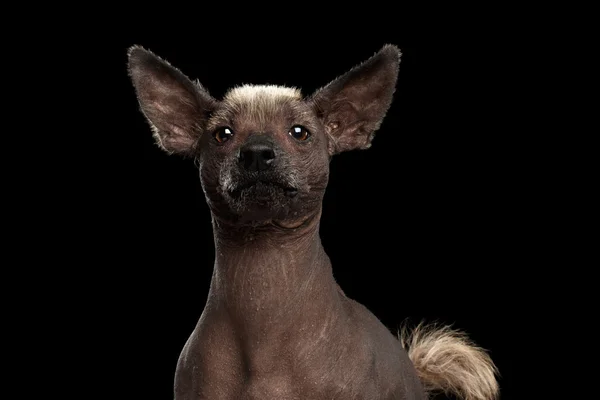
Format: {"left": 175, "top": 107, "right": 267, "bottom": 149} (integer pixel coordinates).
{"left": 399, "top": 322, "right": 500, "bottom": 400}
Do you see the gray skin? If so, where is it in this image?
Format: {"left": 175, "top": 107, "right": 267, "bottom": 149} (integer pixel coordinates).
{"left": 128, "top": 44, "right": 427, "bottom": 400}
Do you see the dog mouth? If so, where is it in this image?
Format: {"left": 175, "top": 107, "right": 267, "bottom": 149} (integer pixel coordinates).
{"left": 228, "top": 179, "right": 298, "bottom": 199}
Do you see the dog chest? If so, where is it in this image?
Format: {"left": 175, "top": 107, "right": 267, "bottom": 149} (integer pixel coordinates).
{"left": 242, "top": 375, "right": 296, "bottom": 400}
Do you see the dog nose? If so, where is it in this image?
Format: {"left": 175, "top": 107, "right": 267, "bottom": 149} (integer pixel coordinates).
{"left": 239, "top": 138, "right": 276, "bottom": 172}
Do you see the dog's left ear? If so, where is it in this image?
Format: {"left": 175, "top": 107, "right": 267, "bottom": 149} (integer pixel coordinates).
{"left": 310, "top": 44, "right": 401, "bottom": 155}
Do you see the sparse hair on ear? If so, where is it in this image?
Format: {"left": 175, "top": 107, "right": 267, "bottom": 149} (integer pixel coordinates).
{"left": 310, "top": 44, "right": 401, "bottom": 156}
{"left": 127, "top": 45, "right": 216, "bottom": 157}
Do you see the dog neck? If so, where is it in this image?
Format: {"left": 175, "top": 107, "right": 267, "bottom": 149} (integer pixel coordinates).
{"left": 207, "top": 209, "right": 343, "bottom": 338}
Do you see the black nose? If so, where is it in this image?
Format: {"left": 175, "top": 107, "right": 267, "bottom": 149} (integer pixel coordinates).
{"left": 239, "top": 137, "right": 276, "bottom": 172}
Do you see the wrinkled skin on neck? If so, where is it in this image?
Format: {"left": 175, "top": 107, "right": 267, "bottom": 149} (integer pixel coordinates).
{"left": 209, "top": 208, "right": 337, "bottom": 333}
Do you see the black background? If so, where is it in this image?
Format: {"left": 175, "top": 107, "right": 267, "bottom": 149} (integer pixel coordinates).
{"left": 77, "top": 9, "right": 527, "bottom": 400}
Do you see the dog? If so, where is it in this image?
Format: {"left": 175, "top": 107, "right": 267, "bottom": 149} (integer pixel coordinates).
{"left": 127, "top": 44, "right": 499, "bottom": 400}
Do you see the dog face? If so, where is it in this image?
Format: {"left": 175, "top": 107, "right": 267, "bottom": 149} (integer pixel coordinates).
{"left": 128, "top": 45, "right": 401, "bottom": 226}
{"left": 196, "top": 85, "right": 330, "bottom": 225}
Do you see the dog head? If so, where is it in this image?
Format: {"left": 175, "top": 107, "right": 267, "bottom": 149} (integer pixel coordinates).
{"left": 128, "top": 45, "right": 400, "bottom": 227}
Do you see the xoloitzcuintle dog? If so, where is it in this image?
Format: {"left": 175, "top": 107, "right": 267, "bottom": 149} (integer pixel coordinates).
{"left": 128, "top": 44, "right": 499, "bottom": 400}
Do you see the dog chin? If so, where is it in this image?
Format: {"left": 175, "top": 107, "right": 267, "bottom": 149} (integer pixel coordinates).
{"left": 225, "top": 181, "right": 298, "bottom": 222}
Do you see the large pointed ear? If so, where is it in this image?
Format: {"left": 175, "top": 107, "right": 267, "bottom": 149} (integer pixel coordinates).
{"left": 127, "top": 45, "right": 217, "bottom": 156}
{"left": 311, "top": 44, "right": 401, "bottom": 155}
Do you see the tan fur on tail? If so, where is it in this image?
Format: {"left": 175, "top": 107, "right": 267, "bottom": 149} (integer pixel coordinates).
{"left": 399, "top": 322, "right": 500, "bottom": 400}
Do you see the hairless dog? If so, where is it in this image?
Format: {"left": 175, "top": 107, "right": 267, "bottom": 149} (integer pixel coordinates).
{"left": 128, "top": 44, "right": 499, "bottom": 400}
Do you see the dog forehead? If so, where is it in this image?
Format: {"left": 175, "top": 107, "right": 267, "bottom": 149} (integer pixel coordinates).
{"left": 224, "top": 84, "right": 302, "bottom": 106}
{"left": 220, "top": 85, "right": 302, "bottom": 123}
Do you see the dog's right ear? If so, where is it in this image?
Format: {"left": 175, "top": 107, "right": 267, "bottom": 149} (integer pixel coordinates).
{"left": 127, "top": 45, "right": 216, "bottom": 156}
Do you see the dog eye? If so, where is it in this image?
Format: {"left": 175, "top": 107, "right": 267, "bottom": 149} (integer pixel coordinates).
{"left": 214, "top": 127, "right": 234, "bottom": 143}
{"left": 289, "top": 125, "right": 311, "bottom": 141}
